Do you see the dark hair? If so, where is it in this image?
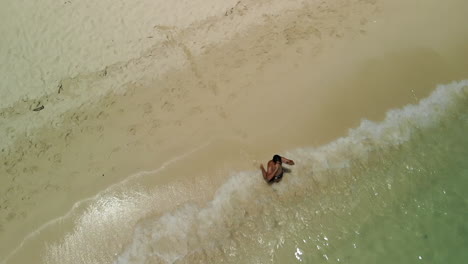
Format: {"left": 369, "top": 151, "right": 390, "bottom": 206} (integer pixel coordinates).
{"left": 272, "top": 154, "right": 282, "bottom": 163}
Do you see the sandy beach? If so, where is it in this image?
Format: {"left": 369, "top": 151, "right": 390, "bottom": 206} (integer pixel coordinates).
{"left": 1, "top": 0, "right": 468, "bottom": 263}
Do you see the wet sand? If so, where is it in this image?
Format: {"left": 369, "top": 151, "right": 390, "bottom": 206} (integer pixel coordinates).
{"left": 1, "top": 0, "right": 468, "bottom": 263}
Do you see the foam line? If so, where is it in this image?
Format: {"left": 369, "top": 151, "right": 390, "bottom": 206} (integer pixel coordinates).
{"left": 0, "top": 140, "right": 212, "bottom": 264}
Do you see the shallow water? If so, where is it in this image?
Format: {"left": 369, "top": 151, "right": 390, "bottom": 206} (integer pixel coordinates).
{"left": 273, "top": 98, "right": 468, "bottom": 263}
{"left": 42, "top": 81, "right": 468, "bottom": 263}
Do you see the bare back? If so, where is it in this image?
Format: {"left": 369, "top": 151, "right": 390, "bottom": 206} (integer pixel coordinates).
{"left": 267, "top": 160, "right": 283, "bottom": 178}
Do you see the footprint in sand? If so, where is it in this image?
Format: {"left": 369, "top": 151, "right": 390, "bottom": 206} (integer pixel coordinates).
{"left": 128, "top": 126, "right": 137, "bottom": 136}
{"left": 142, "top": 102, "right": 153, "bottom": 115}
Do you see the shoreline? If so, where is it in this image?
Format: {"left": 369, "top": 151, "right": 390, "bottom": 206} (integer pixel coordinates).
{"left": 1, "top": 0, "right": 383, "bottom": 259}
{"left": 2, "top": 0, "right": 468, "bottom": 262}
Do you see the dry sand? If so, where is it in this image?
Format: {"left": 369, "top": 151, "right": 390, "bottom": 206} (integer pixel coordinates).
{"left": 1, "top": 0, "right": 468, "bottom": 263}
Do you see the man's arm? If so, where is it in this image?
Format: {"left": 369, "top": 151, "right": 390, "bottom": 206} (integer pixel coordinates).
{"left": 281, "top": 156, "right": 295, "bottom": 165}
{"left": 260, "top": 163, "right": 279, "bottom": 182}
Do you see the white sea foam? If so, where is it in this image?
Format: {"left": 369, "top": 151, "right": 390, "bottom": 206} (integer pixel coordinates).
{"left": 43, "top": 80, "right": 468, "bottom": 264}
{"left": 1, "top": 142, "right": 211, "bottom": 264}
{"left": 290, "top": 80, "right": 468, "bottom": 173}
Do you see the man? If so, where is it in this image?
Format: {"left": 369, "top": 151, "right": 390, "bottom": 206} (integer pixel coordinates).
{"left": 260, "top": 154, "right": 295, "bottom": 183}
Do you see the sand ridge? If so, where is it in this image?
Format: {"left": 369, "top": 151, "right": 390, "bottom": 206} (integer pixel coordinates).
{"left": 0, "top": 0, "right": 245, "bottom": 108}
{"left": 1, "top": 0, "right": 325, "bottom": 162}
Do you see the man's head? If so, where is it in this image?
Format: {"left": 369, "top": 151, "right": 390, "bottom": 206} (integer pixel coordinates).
{"left": 272, "top": 154, "right": 282, "bottom": 163}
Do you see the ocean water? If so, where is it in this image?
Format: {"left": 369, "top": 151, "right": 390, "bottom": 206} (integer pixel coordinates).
{"left": 42, "top": 80, "right": 468, "bottom": 263}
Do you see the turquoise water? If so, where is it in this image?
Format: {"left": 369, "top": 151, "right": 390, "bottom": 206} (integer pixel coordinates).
{"left": 274, "top": 102, "right": 468, "bottom": 263}
{"left": 222, "top": 82, "right": 468, "bottom": 264}
{"left": 43, "top": 81, "right": 468, "bottom": 264}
